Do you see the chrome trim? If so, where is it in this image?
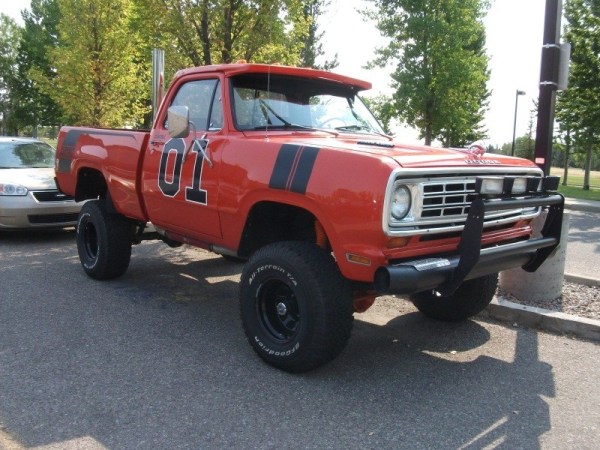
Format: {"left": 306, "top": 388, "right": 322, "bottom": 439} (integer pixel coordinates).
{"left": 382, "top": 167, "right": 543, "bottom": 237}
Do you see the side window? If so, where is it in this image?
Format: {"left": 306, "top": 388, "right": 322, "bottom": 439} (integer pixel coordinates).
{"left": 169, "top": 79, "right": 222, "bottom": 131}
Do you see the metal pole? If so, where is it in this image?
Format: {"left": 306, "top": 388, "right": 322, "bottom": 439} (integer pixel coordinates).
{"left": 511, "top": 90, "right": 525, "bottom": 157}
{"left": 534, "top": 0, "right": 563, "bottom": 175}
{"left": 152, "top": 49, "right": 165, "bottom": 125}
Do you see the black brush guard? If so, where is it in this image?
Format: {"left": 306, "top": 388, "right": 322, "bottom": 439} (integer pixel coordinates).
{"left": 374, "top": 192, "right": 564, "bottom": 297}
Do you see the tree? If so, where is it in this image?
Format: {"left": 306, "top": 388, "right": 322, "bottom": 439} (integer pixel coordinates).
{"left": 555, "top": 0, "right": 600, "bottom": 190}
{"left": 0, "top": 14, "right": 21, "bottom": 135}
{"left": 34, "top": 0, "right": 150, "bottom": 127}
{"left": 135, "top": 0, "right": 311, "bottom": 71}
{"left": 11, "top": 0, "right": 64, "bottom": 134}
{"left": 363, "top": 94, "right": 395, "bottom": 134}
{"left": 366, "top": 0, "right": 490, "bottom": 146}
{"left": 298, "top": 0, "right": 338, "bottom": 70}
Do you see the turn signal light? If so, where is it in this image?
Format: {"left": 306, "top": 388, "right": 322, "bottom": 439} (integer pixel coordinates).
{"left": 346, "top": 254, "right": 372, "bottom": 266}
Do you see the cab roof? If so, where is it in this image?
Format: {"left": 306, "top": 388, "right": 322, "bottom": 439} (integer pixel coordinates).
{"left": 172, "top": 63, "right": 372, "bottom": 92}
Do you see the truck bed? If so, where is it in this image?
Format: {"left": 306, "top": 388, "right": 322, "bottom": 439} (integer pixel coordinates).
{"left": 55, "top": 127, "right": 151, "bottom": 221}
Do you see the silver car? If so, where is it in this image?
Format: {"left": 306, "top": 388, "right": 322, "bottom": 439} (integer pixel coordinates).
{"left": 0, "top": 137, "right": 82, "bottom": 230}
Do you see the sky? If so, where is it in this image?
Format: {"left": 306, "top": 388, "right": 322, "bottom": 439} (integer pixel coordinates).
{"left": 2, "top": 0, "right": 551, "bottom": 147}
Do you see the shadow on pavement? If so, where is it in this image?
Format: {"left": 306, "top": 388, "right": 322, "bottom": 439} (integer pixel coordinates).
{"left": 0, "top": 240, "right": 554, "bottom": 449}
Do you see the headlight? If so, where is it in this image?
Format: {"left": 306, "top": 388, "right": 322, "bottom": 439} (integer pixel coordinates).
{"left": 391, "top": 184, "right": 411, "bottom": 220}
{"left": 475, "top": 177, "right": 504, "bottom": 195}
{"left": 0, "top": 183, "right": 28, "bottom": 196}
{"left": 511, "top": 177, "right": 528, "bottom": 194}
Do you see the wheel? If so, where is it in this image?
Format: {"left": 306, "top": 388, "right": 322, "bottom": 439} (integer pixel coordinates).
{"left": 409, "top": 273, "right": 498, "bottom": 322}
{"left": 76, "top": 200, "right": 132, "bottom": 280}
{"left": 239, "top": 241, "right": 353, "bottom": 373}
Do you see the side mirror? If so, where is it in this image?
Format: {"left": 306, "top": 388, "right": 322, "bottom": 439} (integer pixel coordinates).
{"left": 167, "top": 106, "right": 190, "bottom": 138}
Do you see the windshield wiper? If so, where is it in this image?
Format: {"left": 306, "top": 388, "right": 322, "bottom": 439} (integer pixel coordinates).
{"left": 259, "top": 99, "right": 293, "bottom": 127}
{"left": 251, "top": 123, "right": 339, "bottom": 137}
{"left": 335, "top": 124, "right": 393, "bottom": 140}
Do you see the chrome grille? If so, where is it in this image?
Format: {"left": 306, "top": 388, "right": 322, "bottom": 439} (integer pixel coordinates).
{"left": 385, "top": 173, "right": 542, "bottom": 237}
{"left": 32, "top": 190, "right": 75, "bottom": 202}
{"left": 421, "top": 180, "right": 477, "bottom": 218}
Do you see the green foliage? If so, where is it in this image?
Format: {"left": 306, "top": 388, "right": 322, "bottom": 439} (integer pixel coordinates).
{"left": 366, "top": 0, "right": 490, "bottom": 146}
{"left": 558, "top": 184, "right": 600, "bottom": 200}
{"left": 498, "top": 134, "right": 535, "bottom": 160}
{"left": 363, "top": 94, "right": 394, "bottom": 134}
{"left": 11, "top": 0, "right": 64, "bottom": 133}
{"left": 134, "top": 0, "right": 313, "bottom": 70}
{"left": 0, "top": 14, "right": 21, "bottom": 134}
{"left": 555, "top": 0, "right": 600, "bottom": 189}
{"left": 3, "top": 0, "right": 337, "bottom": 130}
{"left": 34, "top": 0, "right": 150, "bottom": 127}
{"left": 298, "top": 0, "right": 338, "bottom": 69}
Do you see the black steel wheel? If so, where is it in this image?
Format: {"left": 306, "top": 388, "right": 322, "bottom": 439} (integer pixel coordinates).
{"left": 256, "top": 278, "right": 301, "bottom": 343}
{"left": 239, "top": 241, "right": 353, "bottom": 373}
{"left": 76, "top": 200, "right": 132, "bottom": 280}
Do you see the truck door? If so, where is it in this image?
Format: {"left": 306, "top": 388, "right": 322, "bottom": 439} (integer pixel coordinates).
{"left": 142, "top": 77, "right": 224, "bottom": 240}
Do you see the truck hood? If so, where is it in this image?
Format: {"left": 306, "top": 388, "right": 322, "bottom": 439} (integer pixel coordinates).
{"left": 323, "top": 138, "right": 536, "bottom": 169}
{"left": 245, "top": 131, "right": 537, "bottom": 169}
{"left": 242, "top": 132, "right": 537, "bottom": 169}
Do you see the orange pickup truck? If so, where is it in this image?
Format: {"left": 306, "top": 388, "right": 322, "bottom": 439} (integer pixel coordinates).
{"left": 55, "top": 63, "right": 563, "bottom": 372}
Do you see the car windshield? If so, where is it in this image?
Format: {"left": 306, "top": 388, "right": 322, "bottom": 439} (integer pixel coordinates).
{"left": 231, "top": 73, "right": 385, "bottom": 135}
{"left": 0, "top": 141, "right": 55, "bottom": 169}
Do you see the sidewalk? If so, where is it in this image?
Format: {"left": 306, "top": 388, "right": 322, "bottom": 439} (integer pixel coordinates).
{"left": 483, "top": 197, "right": 600, "bottom": 342}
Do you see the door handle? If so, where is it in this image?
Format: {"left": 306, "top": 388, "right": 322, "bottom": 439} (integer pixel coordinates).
{"left": 149, "top": 140, "right": 165, "bottom": 154}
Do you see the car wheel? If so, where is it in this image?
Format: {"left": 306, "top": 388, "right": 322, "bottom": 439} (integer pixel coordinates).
{"left": 410, "top": 273, "right": 498, "bottom": 322}
{"left": 76, "top": 200, "right": 132, "bottom": 280}
{"left": 239, "top": 241, "right": 353, "bottom": 372}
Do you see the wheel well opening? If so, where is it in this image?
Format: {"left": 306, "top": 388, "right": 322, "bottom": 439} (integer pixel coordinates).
{"left": 76, "top": 168, "right": 107, "bottom": 202}
{"left": 238, "top": 202, "right": 328, "bottom": 258}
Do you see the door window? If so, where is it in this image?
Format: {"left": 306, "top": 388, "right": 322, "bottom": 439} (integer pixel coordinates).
{"left": 169, "top": 79, "right": 222, "bottom": 131}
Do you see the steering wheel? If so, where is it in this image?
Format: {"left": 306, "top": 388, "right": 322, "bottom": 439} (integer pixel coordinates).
{"left": 317, "top": 117, "right": 347, "bottom": 129}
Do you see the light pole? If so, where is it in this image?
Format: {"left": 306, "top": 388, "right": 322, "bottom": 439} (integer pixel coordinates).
{"left": 511, "top": 90, "right": 526, "bottom": 156}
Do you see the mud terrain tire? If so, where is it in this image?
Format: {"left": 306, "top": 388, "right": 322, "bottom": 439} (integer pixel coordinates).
{"left": 410, "top": 273, "right": 498, "bottom": 322}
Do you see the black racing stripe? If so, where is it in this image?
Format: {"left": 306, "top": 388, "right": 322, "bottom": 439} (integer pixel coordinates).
{"left": 269, "top": 144, "right": 301, "bottom": 190}
{"left": 57, "top": 130, "right": 83, "bottom": 173}
{"left": 289, "top": 146, "right": 320, "bottom": 194}
{"left": 58, "top": 129, "right": 140, "bottom": 173}
{"left": 63, "top": 129, "right": 84, "bottom": 149}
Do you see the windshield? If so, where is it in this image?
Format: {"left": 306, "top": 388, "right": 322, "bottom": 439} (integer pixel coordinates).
{"left": 231, "top": 74, "right": 385, "bottom": 135}
{"left": 0, "top": 141, "right": 56, "bottom": 169}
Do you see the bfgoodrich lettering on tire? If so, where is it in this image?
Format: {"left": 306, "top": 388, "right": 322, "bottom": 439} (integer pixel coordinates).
{"left": 76, "top": 200, "right": 132, "bottom": 280}
{"left": 239, "top": 241, "right": 353, "bottom": 373}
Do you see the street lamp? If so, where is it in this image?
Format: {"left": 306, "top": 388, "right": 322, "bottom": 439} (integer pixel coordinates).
{"left": 511, "top": 90, "right": 526, "bottom": 156}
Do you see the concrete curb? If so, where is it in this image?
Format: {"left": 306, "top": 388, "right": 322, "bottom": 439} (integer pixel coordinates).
{"left": 483, "top": 199, "right": 600, "bottom": 341}
{"left": 565, "top": 273, "right": 600, "bottom": 287}
{"left": 480, "top": 297, "right": 600, "bottom": 342}
{"left": 564, "top": 198, "right": 600, "bottom": 213}
{"left": 483, "top": 272, "right": 600, "bottom": 341}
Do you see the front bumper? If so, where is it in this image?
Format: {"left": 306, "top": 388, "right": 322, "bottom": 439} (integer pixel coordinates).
{"left": 374, "top": 191, "right": 564, "bottom": 296}
{"left": 0, "top": 193, "right": 81, "bottom": 229}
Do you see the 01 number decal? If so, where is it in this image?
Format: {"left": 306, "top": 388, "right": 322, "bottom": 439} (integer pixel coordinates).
{"left": 158, "top": 138, "right": 208, "bottom": 205}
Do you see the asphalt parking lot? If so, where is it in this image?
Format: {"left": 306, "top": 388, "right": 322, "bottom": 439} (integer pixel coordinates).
{"left": 1, "top": 230, "right": 600, "bottom": 449}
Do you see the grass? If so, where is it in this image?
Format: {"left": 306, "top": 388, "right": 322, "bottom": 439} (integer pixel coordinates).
{"left": 550, "top": 167, "right": 600, "bottom": 202}
{"left": 43, "top": 138, "right": 58, "bottom": 148}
